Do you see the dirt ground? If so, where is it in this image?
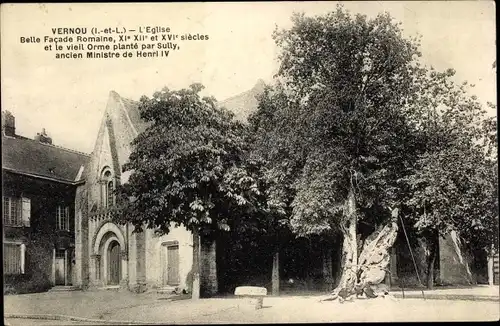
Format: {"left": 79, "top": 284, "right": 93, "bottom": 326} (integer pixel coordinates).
{"left": 5, "top": 290, "right": 499, "bottom": 324}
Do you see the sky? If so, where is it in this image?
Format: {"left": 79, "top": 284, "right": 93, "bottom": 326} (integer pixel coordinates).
{"left": 1, "top": 1, "right": 496, "bottom": 154}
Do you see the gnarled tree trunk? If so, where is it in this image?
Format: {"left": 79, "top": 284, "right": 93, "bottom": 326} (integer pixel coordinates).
{"left": 355, "top": 214, "right": 398, "bottom": 297}
{"left": 329, "top": 187, "right": 358, "bottom": 301}
{"left": 325, "top": 206, "right": 399, "bottom": 301}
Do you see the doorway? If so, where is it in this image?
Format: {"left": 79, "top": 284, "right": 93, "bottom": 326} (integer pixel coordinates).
{"left": 107, "top": 240, "right": 121, "bottom": 285}
{"left": 55, "top": 249, "right": 66, "bottom": 285}
{"left": 162, "top": 244, "right": 180, "bottom": 286}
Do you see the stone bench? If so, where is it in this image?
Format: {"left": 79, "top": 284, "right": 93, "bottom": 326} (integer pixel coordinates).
{"left": 234, "top": 286, "right": 267, "bottom": 310}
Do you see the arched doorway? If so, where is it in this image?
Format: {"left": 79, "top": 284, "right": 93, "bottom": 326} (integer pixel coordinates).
{"left": 107, "top": 240, "right": 121, "bottom": 285}
{"left": 92, "top": 222, "right": 126, "bottom": 287}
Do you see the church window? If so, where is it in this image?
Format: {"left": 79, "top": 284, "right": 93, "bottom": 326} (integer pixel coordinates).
{"left": 101, "top": 168, "right": 115, "bottom": 208}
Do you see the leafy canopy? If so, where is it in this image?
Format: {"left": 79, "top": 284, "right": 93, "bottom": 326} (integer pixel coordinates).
{"left": 404, "top": 67, "right": 498, "bottom": 249}
{"left": 252, "top": 6, "right": 424, "bottom": 236}
{"left": 250, "top": 5, "right": 497, "bottom": 249}
{"left": 114, "top": 84, "right": 266, "bottom": 235}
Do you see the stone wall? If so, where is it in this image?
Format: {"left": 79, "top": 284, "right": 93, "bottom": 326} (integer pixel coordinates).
{"left": 438, "top": 231, "right": 473, "bottom": 285}
{"left": 134, "top": 229, "right": 147, "bottom": 292}
{"left": 127, "top": 227, "right": 137, "bottom": 290}
{"left": 74, "top": 183, "right": 88, "bottom": 289}
{"left": 200, "top": 236, "right": 218, "bottom": 297}
{"left": 144, "top": 225, "right": 193, "bottom": 291}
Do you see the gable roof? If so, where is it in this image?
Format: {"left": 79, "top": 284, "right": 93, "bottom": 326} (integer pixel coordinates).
{"left": 2, "top": 134, "right": 90, "bottom": 184}
{"left": 109, "top": 91, "right": 150, "bottom": 135}
{"left": 111, "top": 79, "right": 265, "bottom": 134}
{"left": 219, "top": 79, "right": 265, "bottom": 122}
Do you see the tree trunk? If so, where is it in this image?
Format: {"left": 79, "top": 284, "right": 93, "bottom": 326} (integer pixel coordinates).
{"left": 272, "top": 250, "right": 280, "bottom": 295}
{"left": 323, "top": 246, "right": 334, "bottom": 291}
{"left": 330, "top": 187, "right": 358, "bottom": 300}
{"left": 192, "top": 229, "right": 201, "bottom": 300}
{"left": 355, "top": 216, "right": 398, "bottom": 297}
{"left": 426, "top": 232, "right": 438, "bottom": 290}
{"left": 324, "top": 206, "right": 399, "bottom": 302}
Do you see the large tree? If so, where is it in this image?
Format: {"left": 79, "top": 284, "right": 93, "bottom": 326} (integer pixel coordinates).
{"left": 254, "top": 7, "right": 425, "bottom": 300}
{"left": 255, "top": 5, "right": 497, "bottom": 300}
{"left": 248, "top": 85, "right": 304, "bottom": 294}
{"left": 113, "top": 84, "right": 265, "bottom": 298}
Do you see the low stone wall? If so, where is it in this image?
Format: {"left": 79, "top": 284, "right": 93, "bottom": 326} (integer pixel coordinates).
{"left": 4, "top": 242, "right": 54, "bottom": 295}
{"left": 4, "top": 269, "right": 52, "bottom": 295}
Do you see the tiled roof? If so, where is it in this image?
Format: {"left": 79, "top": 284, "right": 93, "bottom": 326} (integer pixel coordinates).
{"left": 2, "top": 134, "right": 90, "bottom": 184}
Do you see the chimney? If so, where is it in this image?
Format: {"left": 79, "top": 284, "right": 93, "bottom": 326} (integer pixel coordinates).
{"left": 35, "top": 128, "right": 53, "bottom": 145}
{"left": 1, "top": 111, "right": 16, "bottom": 137}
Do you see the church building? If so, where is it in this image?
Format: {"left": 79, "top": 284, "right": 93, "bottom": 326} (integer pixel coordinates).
{"left": 74, "top": 91, "right": 200, "bottom": 293}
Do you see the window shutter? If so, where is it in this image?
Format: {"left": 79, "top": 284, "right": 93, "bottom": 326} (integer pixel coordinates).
{"left": 65, "top": 206, "right": 70, "bottom": 230}
{"left": 20, "top": 243, "right": 26, "bottom": 274}
{"left": 56, "top": 206, "right": 61, "bottom": 230}
{"left": 21, "top": 197, "right": 31, "bottom": 227}
{"left": 16, "top": 198, "right": 22, "bottom": 225}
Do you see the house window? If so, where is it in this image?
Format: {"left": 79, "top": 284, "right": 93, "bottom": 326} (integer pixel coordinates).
{"left": 56, "top": 206, "right": 70, "bottom": 231}
{"left": 3, "top": 242, "right": 25, "bottom": 274}
{"left": 3, "top": 196, "right": 20, "bottom": 226}
{"left": 3, "top": 196, "right": 31, "bottom": 227}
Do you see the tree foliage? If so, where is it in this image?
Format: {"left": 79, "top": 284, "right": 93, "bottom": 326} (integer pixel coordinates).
{"left": 113, "top": 84, "right": 266, "bottom": 236}
{"left": 250, "top": 4, "right": 498, "bottom": 295}
{"left": 256, "top": 6, "right": 424, "bottom": 237}
{"left": 404, "top": 68, "right": 498, "bottom": 251}
{"left": 253, "top": 4, "right": 497, "bottom": 249}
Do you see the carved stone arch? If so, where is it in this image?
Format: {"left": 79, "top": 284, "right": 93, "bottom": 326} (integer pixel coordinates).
{"left": 101, "top": 165, "right": 113, "bottom": 178}
{"left": 91, "top": 218, "right": 113, "bottom": 251}
{"left": 93, "top": 221, "right": 126, "bottom": 255}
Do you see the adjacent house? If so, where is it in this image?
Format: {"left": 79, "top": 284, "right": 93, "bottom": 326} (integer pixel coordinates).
{"left": 2, "top": 111, "right": 89, "bottom": 293}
